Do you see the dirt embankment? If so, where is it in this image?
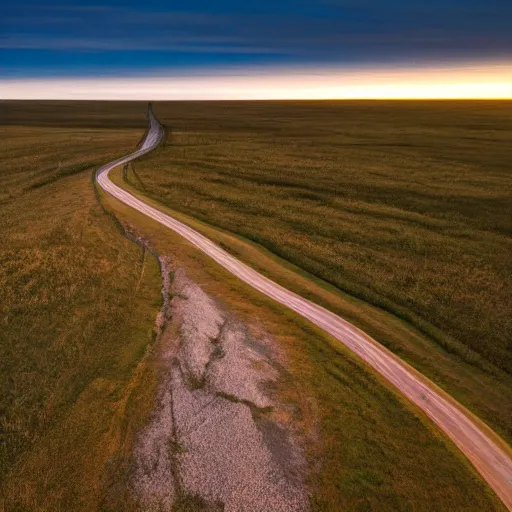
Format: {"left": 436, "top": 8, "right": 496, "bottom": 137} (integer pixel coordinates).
{"left": 132, "top": 260, "right": 309, "bottom": 511}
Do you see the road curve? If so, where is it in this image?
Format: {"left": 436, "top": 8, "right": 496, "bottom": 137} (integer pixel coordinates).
{"left": 96, "top": 109, "right": 512, "bottom": 509}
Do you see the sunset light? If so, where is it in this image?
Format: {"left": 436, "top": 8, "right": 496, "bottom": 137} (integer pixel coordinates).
{"left": 2, "top": 0, "right": 512, "bottom": 509}
{"left": 1, "top": 62, "right": 511, "bottom": 100}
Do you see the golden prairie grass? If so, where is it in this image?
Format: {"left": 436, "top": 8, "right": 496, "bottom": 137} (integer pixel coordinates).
{"left": 113, "top": 162, "right": 512, "bottom": 448}
{"left": 134, "top": 101, "right": 512, "bottom": 374}
{"left": 1, "top": 101, "right": 509, "bottom": 511}
{"left": 0, "top": 125, "right": 162, "bottom": 510}
{"left": 114, "top": 101, "right": 512, "bottom": 441}
{"left": 103, "top": 175, "right": 504, "bottom": 511}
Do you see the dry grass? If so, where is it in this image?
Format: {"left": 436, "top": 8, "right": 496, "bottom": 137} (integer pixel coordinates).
{"left": 102, "top": 180, "right": 504, "bottom": 511}
{"left": 0, "top": 125, "right": 162, "bottom": 510}
{"left": 136, "top": 101, "right": 512, "bottom": 374}
{"left": 110, "top": 101, "right": 512, "bottom": 443}
{"left": 1, "top": 101, "right": 509, "bottom": 511}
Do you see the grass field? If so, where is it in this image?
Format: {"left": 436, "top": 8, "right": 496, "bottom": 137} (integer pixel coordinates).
{"left": 136, "top": 101, "right": 512, "bottom": 373}
{"left": 0, "top": 100, "right": 509, "bottom": 511}
{"left": 0, "top": 124, "right": 163, "bottom": 510}
{"left": 114, "top": 100, "right": 512, "bottom": 442}
{"left": 104, "top": 174, "right": 503, "bottom": 511}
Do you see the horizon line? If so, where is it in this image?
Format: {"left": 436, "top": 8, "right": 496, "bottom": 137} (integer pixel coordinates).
{"left": 1, "top": 62, "right": 511, "bottom": 100}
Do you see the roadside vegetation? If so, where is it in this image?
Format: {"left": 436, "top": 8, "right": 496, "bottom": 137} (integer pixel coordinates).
{"left": 1, "top": 101, "right": 509, "bottom": 511}
{"left": 105, "top": 170, "right": 504, "bottom": 511}
{"left": 135, "top": 101, "right": 512, "bottom": 373}
{"left": 0, "top": 124, "right": 163, "bottom": 510}
{"left": 120, "top": 101, "right": 512, "bottom": 443}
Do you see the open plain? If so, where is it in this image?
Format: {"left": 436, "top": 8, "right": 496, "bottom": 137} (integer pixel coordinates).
{"left": 1, "top": 100, "right": 511, "bottom": 511}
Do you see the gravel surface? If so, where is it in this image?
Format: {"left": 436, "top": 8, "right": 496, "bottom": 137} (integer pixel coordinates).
{"left": 133, "top": 268, "right": 309, "bottom": 511}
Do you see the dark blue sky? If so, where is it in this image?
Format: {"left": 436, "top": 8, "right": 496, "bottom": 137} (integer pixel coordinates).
{"left": 2, "top": 0, "right": 511, "bottom": 77}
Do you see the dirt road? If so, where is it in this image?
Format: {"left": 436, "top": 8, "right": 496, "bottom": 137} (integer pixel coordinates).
{"left": 96, "top": 109, "right": 512, "bottom": 510}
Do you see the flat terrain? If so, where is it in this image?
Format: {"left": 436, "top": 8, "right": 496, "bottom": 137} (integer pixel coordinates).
{"left": 140, "top": 101, "right": 512, "bottom": 374}
{"left": 0, "top": 123, "right": 163, "bottom": 509}
{"left": 122, "top": 100, "right": 512, "bottom": 442}
{"left": 100, "top": 113, "right": 511, "bottom": 508}
{"left": 0, "top": 100, "right": 510, "bottom": 511}
{"left": 104, "top": 168, "right": 504, "bottom": 511}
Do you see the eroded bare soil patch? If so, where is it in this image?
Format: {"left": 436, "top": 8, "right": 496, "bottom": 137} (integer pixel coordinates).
{"left": 132, "top": 260, "right": 309, "bottom": 511}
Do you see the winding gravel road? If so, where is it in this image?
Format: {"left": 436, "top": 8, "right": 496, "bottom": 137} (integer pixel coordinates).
{"left": 96, "top": 108, "right": 512, "bottom": 510}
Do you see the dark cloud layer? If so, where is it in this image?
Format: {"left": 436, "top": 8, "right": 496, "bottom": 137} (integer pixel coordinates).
{"left": 1, "top": 0, "right": 511, "bottom": 76}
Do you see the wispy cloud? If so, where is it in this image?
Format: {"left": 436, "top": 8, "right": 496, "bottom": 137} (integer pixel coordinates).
{"left": 0, "top": 36, "right": 284, "bottom": 54}
{"left": 12, "top": 5, "right": 231, "bottom": 26}
{"left": 0, "top": 32, "right": 462, "bottom": 51}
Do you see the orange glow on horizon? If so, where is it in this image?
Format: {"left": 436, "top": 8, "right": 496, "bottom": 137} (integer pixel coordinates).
{"left": 1, "top": 62, "right": 511, "bottom": 100}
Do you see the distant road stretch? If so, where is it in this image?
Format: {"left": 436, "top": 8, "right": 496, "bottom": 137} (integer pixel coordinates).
{"left": 96, "top": 109, "right": 512, "bottom": 510}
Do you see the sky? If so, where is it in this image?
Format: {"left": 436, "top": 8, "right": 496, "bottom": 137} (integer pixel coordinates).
{"left": 1, "top": 0, "right": 511, "bottom": 99}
